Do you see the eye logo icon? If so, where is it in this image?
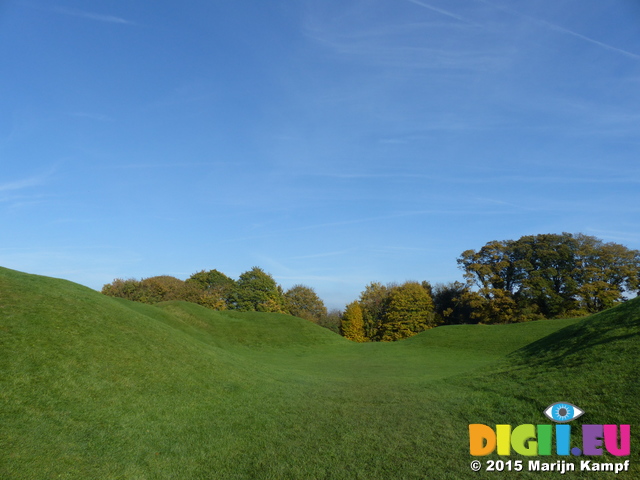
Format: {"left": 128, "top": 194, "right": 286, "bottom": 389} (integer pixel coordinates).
{"left": 544, "top": 402, "right": 584, "bottom": 423}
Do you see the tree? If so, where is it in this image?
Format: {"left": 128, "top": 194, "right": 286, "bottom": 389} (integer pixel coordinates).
{"left": 573, "top": 234, "right": 640, "bottom": 313}
{"left": 101, "top": 278, "right": 144, "bottom": 302}
{"left": 186, "top": 269, "right": 236, "bottom": 310}
{"left": 229, "top": 267, "right": 287, "bottom": 313}
{"left": 139, "top": 276, "right": 187, "bottom": 303}
{"left": 102, "top": 276, "right": 187, "bottom": 304}
{"left": 317, "top": 308, "right": 342, "bottom": 334}
{"left": 421, "top": 280, "right": 434, "bottom": 298}
{"left": 512, "top": 233, "right": 580, "bottom": 317}
{"left": 457, "top": 233, "right": 640, "bottom": 322}
{"left": 187, "top": 269, "right": 235, "bottom": 293}
{"left": 340, "top": 301, "right": 366, "bottom": 342}
{"left": 433, "top": 281, "right": 473, "bottom": 325}
{"left": 457, "top": 240, "right": 523, "bottom": 295}
{"left": 358, "top": 282, "right": 390, "bottom": 341}
{"left": 378, "top": 282, "right": 435, "bottom": 341}
{"left": 284, "top": 285, "right": 327, "bottom": 322}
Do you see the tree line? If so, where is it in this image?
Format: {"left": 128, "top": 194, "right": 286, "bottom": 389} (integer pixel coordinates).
{"left": 102, "top": 266, "right": 340, "bottom": 331}
{"left": 102, "top": 232, "right": 640, "bottom": 342}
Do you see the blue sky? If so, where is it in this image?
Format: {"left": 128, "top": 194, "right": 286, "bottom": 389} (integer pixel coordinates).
{"left": 2, "top": 0, "right": 640, "bottom": 309}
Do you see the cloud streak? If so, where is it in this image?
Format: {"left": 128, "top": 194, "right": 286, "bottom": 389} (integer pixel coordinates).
{"left": 288, "top": 250, "right": 353, "bottom": 260}
{"left": 477, "top": 0, "right": 640, "bottom": 60}
{"left": 0, "top": 174, "right": 47, "bottom": 192}
{"left": 68, "top": 112, "right": 114, "bottom": 122}
{"left": 52, "top": 6, "right": 135, "bottom": 25}
{"left": 406, "top": 0, "right": 471, "bottom": 24}
{"left": 546, "top": 23, "right": 640, "bottom": 60}
{"left": 302, "top": 1, "right": 493, "bottom": 74}
{"left": 305, "top": 172, "right": 640, "bottom": 185}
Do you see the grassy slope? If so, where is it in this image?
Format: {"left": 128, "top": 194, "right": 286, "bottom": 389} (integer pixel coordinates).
{"left": 1, "top": 267, "right": 638, "bottom": 479}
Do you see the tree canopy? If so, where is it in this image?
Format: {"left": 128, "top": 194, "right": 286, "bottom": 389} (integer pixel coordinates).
{"left": 186, "top": 269, "right": 236, "bottom": 310}
{"left": 228, "top": 266, "right": 287, "bottom": 313}
{"left": 284, "top": 285, "right": 327, "bottom": 323}
{"left": 457, "top": 232, "right": 640, "bottom": 323}
{"left": 100, "top": 232, "right": 640, "bottom": 339}
{"left": 102, "top": 275, "right": 192, "bottom": 304}
{"left": 340, "top": 301, "right": 366, "bottom": 342}
{"left": 348, "top": 281, "right": 436, "bottom": 342}
{"left": 378, "top": 282, "right": 435, "bottom": 341}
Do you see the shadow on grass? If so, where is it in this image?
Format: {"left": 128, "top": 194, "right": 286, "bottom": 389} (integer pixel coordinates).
{"left": 509, "top": 297, "right": 640, "bottom": 368}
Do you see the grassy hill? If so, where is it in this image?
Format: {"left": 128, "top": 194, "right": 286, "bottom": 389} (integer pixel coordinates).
{"left": 1, "top": 266, "right": 638, "bottom": 479}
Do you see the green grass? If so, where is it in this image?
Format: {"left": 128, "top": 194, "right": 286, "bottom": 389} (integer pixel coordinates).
{"left": 1, "top": 266, "right": 638, "bottom": 479}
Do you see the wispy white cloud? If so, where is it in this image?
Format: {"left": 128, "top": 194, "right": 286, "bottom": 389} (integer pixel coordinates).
{"left": 288, "top": 250, "right": 353, "bottom": 260}
{"left": 276, "top": 273, "right": 369, "bottom": 284}
{"left": 374, "top": 245, "right": 428, "bottom": 253}
{"left": 281, "top": 208, "right": 528, "bottom": 235}
{"left": 218, "top": 212, "right": 475, "bottom": 246}
{"left": 67, "top": 112, "right": 114, "bottom": 122}
{"left": 477, "top": 0, "right": 640, "bottom": 60}
{"left": 51, "top": 6, "right": 135, "bottom": 25}
{"left": 305, "top": 171, "right": 640, "bottom": 185}
{"left": 307, "top": 34, "right": 500, "bottom": 72}
{"left": 102, "top": 162, "right": 217, "bottom": 170}
{"left": 406, "top": 0, "right": 471, "bottom": 24}
{"left": 321, "top": 21, "right": 468, "bottom": 40}
{"left": 0, "top": 169, "right": 58, "bottom": 211}
{"left": 585, "top": 228, "right": 640, "bottom": 244}
{"left": 0, "top": 196, "right": 51, "bottom": 211}
{"left": 548, "top": 25, "right": 640, "bottom": 60}
{"left": 0, "top": 246, "right": 143, "bottom": 291}
{"left": 302, "top": 1, "right": 496, "bottom": 74}
{"left": 0, "top": 174, "right": 47, "bottom": 192}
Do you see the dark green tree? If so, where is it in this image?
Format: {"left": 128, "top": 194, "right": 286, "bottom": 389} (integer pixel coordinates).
{"left": 573, "top": 234, "right": 640, "bottom": 313}
{"left": 317, "top": 308, "right": 342, "bottom": 334}
{"left": 512, "top": 233, "right": 580, "bottom": 317}
{"left": 458, "top": 233, "right": 640, "bottom": 322}
{"left": 458, "top": 239, "right": 523, "bottom": 295}
{"left": 186, "top": 269, "right": 236, "bottom": 310}
{"left": 284, "top": 284, "right": 327, "bottom": 322}
{"left": 187, "top": 269, "right": 235, "bottom": 292}
{"left": 230, "top": 267, "right": 287, "bottom": 313}
{"left": 433, "top": 281, "right": 473, "bottom": 325}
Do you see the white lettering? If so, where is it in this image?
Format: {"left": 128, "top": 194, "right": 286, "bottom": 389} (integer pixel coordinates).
{"left": 580, "top": 460, "right": 631, "bottom": 473}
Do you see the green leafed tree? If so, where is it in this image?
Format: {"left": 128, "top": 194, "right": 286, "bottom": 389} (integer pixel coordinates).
{"left": 378, "top": 281, "right": 435, "bottom": 341}
{"left": 340, "top": 301, "right": 366, "bottom": 342}
{"left": 186, "top": 269, "right": 236, "bottom": 310}
{"left": 358, "top": 281, "right": 390, "bottom": 341}
{"left": 230, "top": 266, "right": 287, "bottom": 313}
{"left": 317, "top": 308, "right": 342, "bottom": 334}
{"left": 284, "top": 284, "right": 327, "bottom": 322}
{"left": 511, "top": 233, "right": 580, "bottom": 318}
{"left": 102, "top": 276, "right": 187, "bottom": 304}
{"left": 433, "top": 281, "right": 473, "bottom": 325}
{"left": 139, "top": 276, "right": 187, "bottom": 303}
{"left": 573, "top": 234, "right": 640, "bottom": 313}
{"left": 458, "top": 232, "right": 640, "bottom": 322}
{"left": 457, "top": 240, "right": 523, "bottom": 295}
{"left": 187, "top": 269, "right": 235, "bottom": 292}
{"left": 101, "top": 278, "right": 144, "bottom": 302}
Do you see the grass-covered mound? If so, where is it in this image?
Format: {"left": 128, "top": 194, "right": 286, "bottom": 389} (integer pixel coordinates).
{"left": 472, "top": 295, "right": 640, "bottom": 432}
{"left": 1, "top": 267, "right": 638, "bottom": 479}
